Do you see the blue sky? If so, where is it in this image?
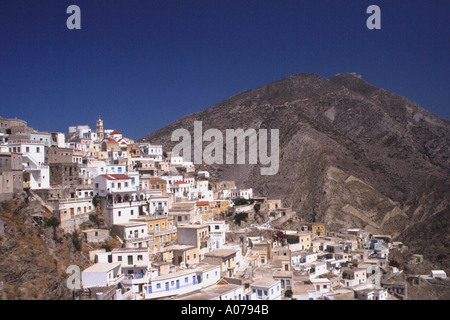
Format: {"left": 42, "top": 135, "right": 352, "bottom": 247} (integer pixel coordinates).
{"left": 0, "top": 0, "right": 449, "bottom": 139}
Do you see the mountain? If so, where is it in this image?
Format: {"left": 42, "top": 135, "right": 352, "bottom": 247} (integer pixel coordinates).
{"left": 0, "top": 194, "right": 91, "bottom": 299}
{"left": 140, "top": 73, "right": 450, "bottom": 270}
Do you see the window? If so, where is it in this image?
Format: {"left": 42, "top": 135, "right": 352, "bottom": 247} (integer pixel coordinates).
{"left": 117, "top": 256, "right": 122, "bottom": 261}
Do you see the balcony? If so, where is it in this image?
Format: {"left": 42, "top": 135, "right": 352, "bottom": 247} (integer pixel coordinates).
{"left": 8, "top": 139, "right": 43, "bottom": 145}
{"left": 153, "top": 228, "right": 177, "bottom": 237}
{"left": 123, "top": 273, "right": 149, "bottom": 285}
{"left": 125, "top": 235, "right": 154, "bottom": 242}
{"left": 108, "top": 274, "right": 125, "bottom": 287}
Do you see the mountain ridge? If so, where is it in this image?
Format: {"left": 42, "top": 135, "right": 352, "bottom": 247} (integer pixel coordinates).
{"left": 140, "top": 72, "right": 450, "bottom": 270}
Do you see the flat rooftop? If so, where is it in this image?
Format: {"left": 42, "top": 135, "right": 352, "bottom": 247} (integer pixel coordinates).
{"left": 204, "top": 249, "right": 238, "bottom": 258}
{"left": 82, "top": 262, "right": 121, "bottom": 273}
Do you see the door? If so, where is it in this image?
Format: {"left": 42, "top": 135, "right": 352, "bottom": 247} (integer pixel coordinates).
{"left": 176, "top": 280, "right": 180, "bottom": 289}
{"left": 165, "top": 282, "right": 169, "bottom": 291}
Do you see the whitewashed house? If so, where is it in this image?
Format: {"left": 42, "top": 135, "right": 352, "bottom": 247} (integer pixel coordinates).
{"left": 81, "top": 263, "right": 124, "bottom": 289}
{"left": 142, "top": 264, "right": 221, "bottom": 299}
{"left": 249, "top": 278, "right": 282, "bottom": 300}
{"left": 6, "top": 140, "right": 50, "bottom": 189}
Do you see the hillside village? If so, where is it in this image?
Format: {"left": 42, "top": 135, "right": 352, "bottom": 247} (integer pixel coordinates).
{"left": 0, "top": 115, "right": 447, "bottom": 301}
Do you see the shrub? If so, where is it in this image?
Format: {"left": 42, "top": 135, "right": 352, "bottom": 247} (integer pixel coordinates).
{"left": 234, "top": 212, "right": 248, "bottom": 226}
{"left": 70, "top": 232, "right": 82, "bottom": 251}
{"left": 101, "top": 243, "right": 111, "bottom": 252}
{"left": 285, "top": 289, "right": 293, "bottom": 298}
{"left": 44, "top": 217, "right": 60, "bottom": 228}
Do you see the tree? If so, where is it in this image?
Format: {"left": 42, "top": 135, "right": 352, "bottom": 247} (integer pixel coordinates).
{"left": 44, "top": 217, "right": 60, "bottom": 240}
{"left": 70, "top": 232, "right": 82, "bottom": 251}
{"left": 285, "top": 289, "right": 293, "bottom": 299}
{"left": 234, "top": 213, "right": 248, "bottom": 226}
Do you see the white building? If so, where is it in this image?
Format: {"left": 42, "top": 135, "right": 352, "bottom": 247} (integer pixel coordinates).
{"left": 224, "top": 188, "right": 254, "bottom": 200}
{"left": 249, "top": 278, "right": 282, "bottom": 300}
{"left": 142, "top": 264, "right": 221, "bottom": 300}
{"left": 169, "top": 181, "right": 191, "bottom": 200}
{"left": 29, "top": 132, "right": 52, "bottom": 147}
{"left": 106, "top": 164, "right": 127, "bottom": 175}
{"left": 310, "top": 278, "right": 332, "bottom": 294}
{"left": 139, "top": 144, "right": 163, "bottom": 162}
{"left": 94, "top": 174, "right": 166, "bottom": 227}
{"left": 68, "top": 125, "right": 91, "bottom": 139}
{"left": 355, "top": 288, "right": 389, "bottom": 300}
{"left": 430, "top": 270, "right": 447, "bottom": 279}
{"left": 342, "top": 267, "right": 367, "bottom": 287}
{"left": 93, "top": 174, "right": 137, "bottom": 197}
{"left": 79, "top": 159, "right": 107, "bottom": 184}
{"left": 310, "top": 261, "right": 328, "bottom": 278}
{"left": 146, "top": 195, "right": 170, "bottom": 215}
{"left": 291, "top": 251, "right": 318, "bottom": 266}
{"left": 110, "top": 247, "right": 151, "bottom": 293}
{"left": 170, "top": 156, "right": 184, "bottom": 166}
{"left": 207, "top": 221, "right": 227, "bottom": 251}
{"left": 159, "top": 175, "right": 184, "bottom": 193}
{"left": 81, "top": 262, "right": 124, "bottom": 289}
{"left": 197, "top": 171, "right": 210, "bottom": 179}
{"left": 112, "top": 221, "right": 151, "bottom": 248}
{"left": 6, "top": 140, "right": 49, "bottom": 189}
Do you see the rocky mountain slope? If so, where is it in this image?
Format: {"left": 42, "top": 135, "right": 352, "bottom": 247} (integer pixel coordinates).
{"left": 0, "top": 193, "right": 91, "bottom": 299}
{"left": 140, "top": 73, "right": 450, "bottom": 270}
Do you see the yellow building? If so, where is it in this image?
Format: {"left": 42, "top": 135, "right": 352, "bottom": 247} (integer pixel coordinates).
{"left": 196, "top": 201, "right": 210, "bottom": 213}
{"left": 302, "top": 223, "right": 326, "bottom": 236}
{"left": 209, "top": 200, "right": 229, "bottom": 215}
{"left": 131, "top": 216, "right": 177, "bottom": 243}
{"left": 196, "top": 201, "right": 216, "bottom": 223}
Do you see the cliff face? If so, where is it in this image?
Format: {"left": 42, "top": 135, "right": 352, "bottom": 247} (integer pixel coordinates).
{"left": 0, "top": 194, "right": 90, "bottom": 300}
{"left": 140, "top": 73, "right": 450, "bottom": 269}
